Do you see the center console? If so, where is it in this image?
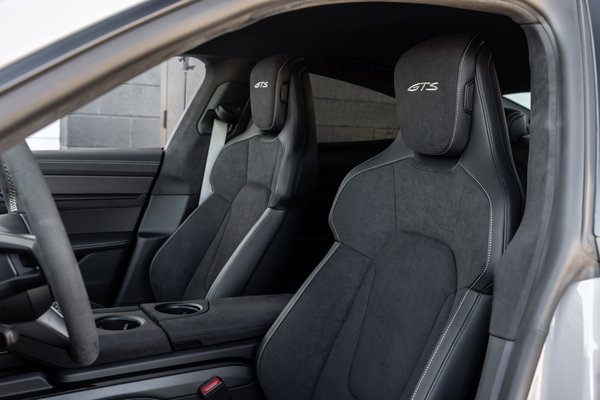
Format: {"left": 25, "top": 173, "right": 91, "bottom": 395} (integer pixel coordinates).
{"left": 141, "top": 295, "right": 289, "bottom": 348}
{"left": 87, "top": 294, "right": 290, "bottom": 365}
{"left": 9, "top": 294, "right": 291, "bottom": 369}
{"left": 5, "top": 293, "right": 291, "bottom": 399}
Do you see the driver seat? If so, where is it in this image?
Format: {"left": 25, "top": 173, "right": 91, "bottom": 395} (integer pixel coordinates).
{"left": 256, "top": 34, "right": 522, "bottom": 399}
{"left": 148, "top": 55, "right": 316, "bottom": 302}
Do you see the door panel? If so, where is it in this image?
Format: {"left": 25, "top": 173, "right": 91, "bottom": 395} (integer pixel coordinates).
{"left": 35, "top": 148, "right": 163, "bottom": 176}
{"left": 5, "top": 148, "right": 162, "bottom": 305}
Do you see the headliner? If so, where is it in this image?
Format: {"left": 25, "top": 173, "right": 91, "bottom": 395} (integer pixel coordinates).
{"left": 193, "top": 3, "right": 530, "bottom": 96}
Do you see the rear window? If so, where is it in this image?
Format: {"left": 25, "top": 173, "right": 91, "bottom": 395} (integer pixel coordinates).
{"left": 504, "top": 92, "right": 531, "bottom": 110}
{"left": 310, "top": 74, "right": 398, "bottom": 143}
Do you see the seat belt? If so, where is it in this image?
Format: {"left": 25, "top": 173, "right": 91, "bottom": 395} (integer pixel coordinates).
{"left": 199, "top": 105, "right": 239, "bottom": 205}
{"left": 199, "top": 118, "right": 227, "bottom": 205}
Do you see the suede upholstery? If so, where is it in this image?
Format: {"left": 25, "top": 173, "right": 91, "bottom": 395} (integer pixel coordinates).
{"left": 395, "top": 33, "right": 481, "bottom": 157}
{"left": 257, "top": 34, "right": 521, "bottom": 400}
{"left": 141, "top": 294, "right": 292, "bottom": 347}
{"left": 250, "top": 54, "right": 295, "bottom": 133}
{"left": 150, "top": 55, "right": 316, "bottom": 302}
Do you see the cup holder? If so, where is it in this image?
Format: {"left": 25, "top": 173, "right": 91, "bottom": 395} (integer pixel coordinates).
{"left": 96, "top": 315, "right": 145, "bottom": 331}
{"left": 155, "top": 303, "right": 204, "bottom": 315}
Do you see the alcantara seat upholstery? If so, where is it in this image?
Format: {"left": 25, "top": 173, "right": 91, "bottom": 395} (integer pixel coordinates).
{"left": 149, "top": 55, "right": 316, "bottom": 301}
{"left": 256, "top": 34, "right": 522, "bottom": 399}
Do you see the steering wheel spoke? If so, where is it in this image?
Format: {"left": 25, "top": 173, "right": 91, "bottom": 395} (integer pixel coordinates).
{"left": 0, "top": 271, "right": 45, "bottom": 300}
{"left": 0, "top": 231, "right": 37, "bottom": 254}
{"left": 0, "top": 220, "right": 48, "bottom": 294}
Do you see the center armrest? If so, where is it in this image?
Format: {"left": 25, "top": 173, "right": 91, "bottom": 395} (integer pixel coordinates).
{"left": 141, "top": 294, "right": 292, "bottom": 348}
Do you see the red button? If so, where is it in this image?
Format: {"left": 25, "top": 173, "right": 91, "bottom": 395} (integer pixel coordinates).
{"left": 200, "top": 376, "right": 224, "bottom": 396}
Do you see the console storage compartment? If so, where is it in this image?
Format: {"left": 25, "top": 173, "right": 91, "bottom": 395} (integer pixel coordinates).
{"left": 92, "top": 308, "right": 172, "bottom": 364}
{"left": 96, "top": 315, "right": 146, "bottom": 330}
{"left": 154, "top": 302, "right": 207, "bottom": 315}
{"left": 141, "top": 294, "right": 291, "bottom": 348}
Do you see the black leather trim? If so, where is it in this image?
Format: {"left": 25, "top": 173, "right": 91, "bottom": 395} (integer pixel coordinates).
{"left": 506, "top": 110, "right": 529, "bottom": 142}
{"left": 34, "top": 148, "right": 162, "bottom": 177}
{"left": 256, "top": 242, "right": 341, "bottom": 384}
{"left": 410, "top": 290, "right": 492, "bottom": 400}
{"left": 460, "top": 49, "right": 523, "bottom": 290}
{"left": 269, "top": 66, "right": 317, "bottom": 209}
{"left": 205, "top": 208, "right": 285, "bottom": 300}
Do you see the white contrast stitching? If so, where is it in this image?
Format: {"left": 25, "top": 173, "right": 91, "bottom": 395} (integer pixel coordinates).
{"left": 411, "top": 163, "right": 493, "bottom": 400}
{"left": 425, "top": 292, "right": 483, "bottom": 400}
{"left": 256, "top": 242, "right": 341, "bottom": 388}
{"left": 439, "top": 35, "right": 479, "bottom": 155}
{"left": 205, "top": 207, "right": 273, "bottom": 299}
{"left": 328, "top": 154, "right": 414, "bottom": 240}
{"left": 475, "top": 58, "right": 510, "bottom": 250}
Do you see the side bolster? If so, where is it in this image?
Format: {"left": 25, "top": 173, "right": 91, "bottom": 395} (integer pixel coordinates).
{"left": 256, "top": 242, "right": 340, "bottom": 373}
{"left": 269, "top": 65, "right": 317, "bottom": 210}
{"left": 410, "top": 290, "right": 492, "bottom": 400}
{"left": 256, "top": 243, "right": 373, "bottom": 400}
{"left": 205, "top": 208, "right": 286, "bottom": 300}
{"left": 149, "top": 193, "right": 230, "bottom": 301}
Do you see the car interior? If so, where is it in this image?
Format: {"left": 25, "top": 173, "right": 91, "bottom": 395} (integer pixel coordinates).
{"left": 0, "top": 2, "right": 542, "bottom": 399}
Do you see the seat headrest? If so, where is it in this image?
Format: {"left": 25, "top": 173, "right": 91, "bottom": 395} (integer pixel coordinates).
{"left": 250, "top": 54, "right": 303, "bottom": 133}
{"left": 395, "top": 33, "right": 484, "bottom": 157}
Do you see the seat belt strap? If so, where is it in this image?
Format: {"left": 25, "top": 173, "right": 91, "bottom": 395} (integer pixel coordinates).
{"left": 199, "top": 117, "right": 228, "bottom": 205}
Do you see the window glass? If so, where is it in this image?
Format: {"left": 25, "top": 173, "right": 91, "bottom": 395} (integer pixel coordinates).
{"left": 26, "top": 56, "right": 205, "bottom": 150}
{"left": 310, "top": 74, "right": 398, "bottom": 142}
{"left": 504, "top": 92, "right": 531, "bottom": 110}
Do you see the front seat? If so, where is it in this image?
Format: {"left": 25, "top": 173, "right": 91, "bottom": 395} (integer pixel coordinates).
{"left": 149, "top": 54, "right": 316, "bottom": 301}
{"left": 256, "top": 34, "right": 521, "bottom": 399}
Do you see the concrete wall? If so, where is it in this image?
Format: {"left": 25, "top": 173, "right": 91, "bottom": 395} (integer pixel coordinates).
{"left": 162, "top": 57, "right": 206, "bottom": 137}
{"left": 60, "top": 57, "right": 205, "bottom": 148}
{"left": 58, "top": 64, "right": 394, "bottom": 149}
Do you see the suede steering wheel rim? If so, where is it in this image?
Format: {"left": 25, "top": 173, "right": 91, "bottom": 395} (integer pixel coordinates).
{"left": 0, "top": 142, "right": 99, "bottom": 366}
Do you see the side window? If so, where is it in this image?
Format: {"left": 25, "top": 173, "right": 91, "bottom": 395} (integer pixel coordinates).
{"left": 310, "top": 74, "right": 398, "bottom": 142}
{"left": 26, "top": 57, "right": 205, "bottom": 150}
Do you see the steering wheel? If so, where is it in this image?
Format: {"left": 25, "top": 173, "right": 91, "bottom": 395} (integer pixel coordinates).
{"left": 0, "top": 142, "right": 98, "bottom": 366}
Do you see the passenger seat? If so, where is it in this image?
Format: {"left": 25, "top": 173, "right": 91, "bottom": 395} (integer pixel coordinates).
{"left": 149, "top": 55, "right": 317, "bottom": 301}
{"left": 256, "top": 33, "right": 522, "bottom": 400}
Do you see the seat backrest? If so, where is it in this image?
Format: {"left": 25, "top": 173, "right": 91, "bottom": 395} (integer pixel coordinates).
{"left": 257, "top": 34, "right": 521, "bottom": 400}
{"left": 149, "top": 55, "right": 316, "bottom": 301}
